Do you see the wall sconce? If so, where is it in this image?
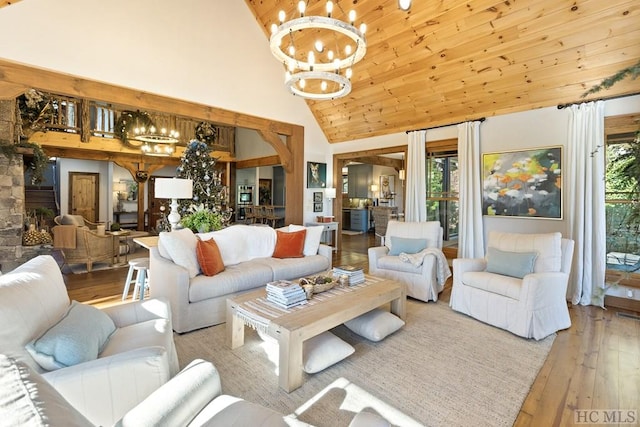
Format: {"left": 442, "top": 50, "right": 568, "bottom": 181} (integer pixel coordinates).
{"left": 155, "top": 178, "right": 193, "bottom": 231}
{"left": 370, "top": 184, "right": 379, "bottom": 194}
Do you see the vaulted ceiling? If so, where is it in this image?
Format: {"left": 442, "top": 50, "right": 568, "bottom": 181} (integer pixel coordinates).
{"left": 245, "top": 0, "right": 640, "bottom": 143}
{"left": 1, "top": 0, "right": 639, "bottom": 145}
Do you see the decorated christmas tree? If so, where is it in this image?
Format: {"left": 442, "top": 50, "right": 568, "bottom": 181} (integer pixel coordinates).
{"left": 176, "top": 140, "right": 232, "bottom": 228}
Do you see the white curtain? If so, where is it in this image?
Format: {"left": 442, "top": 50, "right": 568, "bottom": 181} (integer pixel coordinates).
{"left": 405, "top": 130, "right": 427, "bottom": 222}
{"left": 567, "top": 101, "right": 606, "bottom": 305}
{"left": 457, "top": 121, "right": 485, "bottom": 258}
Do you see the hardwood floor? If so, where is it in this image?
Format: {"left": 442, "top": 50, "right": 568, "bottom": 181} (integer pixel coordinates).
{"left": 65, "top": 231, "right": 640, "bottom": 426}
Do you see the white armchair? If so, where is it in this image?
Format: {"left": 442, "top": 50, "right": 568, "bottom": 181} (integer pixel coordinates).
{"left": 0, "top": 255, "right": 179, "bottom": 426}
{"left": 368, "top": 220, "right": 448, "bottom": 302}
{"left": 450, "top": 231, "right": 575, "bottom": 340}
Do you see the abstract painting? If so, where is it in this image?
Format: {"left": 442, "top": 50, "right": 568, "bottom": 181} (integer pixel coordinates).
{"left": 482, "top": 146, "right": 562, "bottom": 219}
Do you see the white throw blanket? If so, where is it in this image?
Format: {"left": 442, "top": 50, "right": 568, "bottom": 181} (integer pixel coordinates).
{"left": 399, "top": 248, "right": 452, "bottom": 285}
{"left": 199, "top": 224, "right": 276, "bottom": 266}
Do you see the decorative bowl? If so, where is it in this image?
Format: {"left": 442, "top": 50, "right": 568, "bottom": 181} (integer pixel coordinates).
{"left": 299, "top": 276, "right": 337, "bottom": 294}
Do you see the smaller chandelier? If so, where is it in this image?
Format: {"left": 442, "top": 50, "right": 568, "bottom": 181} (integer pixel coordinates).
{"left": 270, "top": 1, "right": 367, "bottom": 100}
{"left": 132, "top": 126, "right": 180, "bottom": 157}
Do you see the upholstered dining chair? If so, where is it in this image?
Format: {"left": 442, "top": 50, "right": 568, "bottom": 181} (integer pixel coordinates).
{"left": 450, "top": 231, "right": 575, "bottom": 340}
{"left": 263, "top": 205, "right": 283, "bottom": 228}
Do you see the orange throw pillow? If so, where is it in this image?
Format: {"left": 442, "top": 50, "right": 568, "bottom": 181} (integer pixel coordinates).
{"left": 273, "top": 229, "right": 306, "bottom": 258}
{"left": 196, "top": 237, "right": 225, "bottom": 276}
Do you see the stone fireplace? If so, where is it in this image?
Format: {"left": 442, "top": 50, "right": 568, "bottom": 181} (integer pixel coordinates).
{"left": 0, "top": 100, "right": 51, "bottom": 272}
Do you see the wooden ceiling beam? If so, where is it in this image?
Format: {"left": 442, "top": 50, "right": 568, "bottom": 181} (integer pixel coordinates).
{"left": 0, "top": 81, "right": 26, "bottom": 100}
{"left": 0, "top": 58, "right": 297, "bottom": 136}
{"left": 0, "top": 0, "right": 22, "bottom": 9}
{"left": 236, "top": 155, "right": 280, "bottom": 169}
{"left": 27, "top": 131, "right": 237, "bottom": 165}
{"left": 257, "top": 129, "right": 293, "bottom": 173}
{"left": 355, "top": 156, "right": 403, "bottom": 169}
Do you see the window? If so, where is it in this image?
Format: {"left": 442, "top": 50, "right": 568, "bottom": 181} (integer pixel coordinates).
{"left": 605, "top": 117, "right": 640, "bottom": 279}
{"left": 426, "top": 139, "right": 458, "bottom": 243}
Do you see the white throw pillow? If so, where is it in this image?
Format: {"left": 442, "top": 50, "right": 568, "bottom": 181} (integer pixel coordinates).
{"left": 344, "top": 309, "right": 405, "bottom": 342}
{"left": 158, "top": 228, "right": 201, "bottom": 278}
{"left": 303, "top": 331, "right": 354, "bottom": 374}
{"left": 289, "top": 224, "right": 324, "bottom": 256}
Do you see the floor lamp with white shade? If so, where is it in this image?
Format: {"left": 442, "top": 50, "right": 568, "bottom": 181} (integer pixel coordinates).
{"left": 155, "top": 178, "right": 193, "bottom": 231}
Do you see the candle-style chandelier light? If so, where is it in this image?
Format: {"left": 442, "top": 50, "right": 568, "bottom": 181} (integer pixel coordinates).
{"left": 132, "top": 126, "right": 180, "bottom": 157}
{"left": 269, "top": 1, "right": 367, "bottom": 100}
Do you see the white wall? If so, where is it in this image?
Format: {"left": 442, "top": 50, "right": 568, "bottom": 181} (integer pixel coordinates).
{"left": 235, "top": 128, "right": 277, "bottom": 160}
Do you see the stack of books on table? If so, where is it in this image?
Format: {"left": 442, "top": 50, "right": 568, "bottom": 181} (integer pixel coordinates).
{"left": 266, "top": 280, "right": 307, "bottom": 309}
{"left": 333, "top": 265, "right": 365, "bottom": 286}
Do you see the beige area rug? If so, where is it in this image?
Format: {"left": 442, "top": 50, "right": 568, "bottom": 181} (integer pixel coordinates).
{"left": 174, "top": 300, "right": 555, "bottom": 427}
{"left": 342, "top": 230, "right": 364, "bottom": 236}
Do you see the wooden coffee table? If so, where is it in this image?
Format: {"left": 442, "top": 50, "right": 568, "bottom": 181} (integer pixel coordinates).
{"left": 226, "top": 275, "right": 406, "bottom": 392}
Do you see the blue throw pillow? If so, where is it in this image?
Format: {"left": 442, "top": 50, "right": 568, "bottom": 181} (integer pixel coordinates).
{"left": 26, "top": 301, "right": 116, "bottom": 371}
{"left": 388, "top": 236, "right": 429, "bottom": 256}
{"left": 485, "top": 247, "right": 538, "bottom": 279}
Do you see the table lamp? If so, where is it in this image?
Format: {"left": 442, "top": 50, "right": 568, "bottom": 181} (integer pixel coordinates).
{"left": 155, "top": 178, "right": 193, "bottom": 231}
{"left": 113, "top": 182, "right": 128, "bottom": 212}
{"left": 324, "top": 187, "right": 336, "bottom": 200}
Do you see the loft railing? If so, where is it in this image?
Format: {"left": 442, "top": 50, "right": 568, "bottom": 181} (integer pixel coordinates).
{"left": 19, "top": 90, "right": 235, "bottom": 154}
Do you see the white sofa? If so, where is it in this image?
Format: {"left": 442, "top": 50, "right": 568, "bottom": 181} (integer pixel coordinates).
{"left": 450, "top": 231, "right": 575, "bottom": 340}
{"left": 368, "top": 220, "right": 449, "bottom": 302}
{"left": 0, "top": 255, "right": 179, "bottom": 426}
{"left": 150, "top": 224, "right": 333, "bottom": 333}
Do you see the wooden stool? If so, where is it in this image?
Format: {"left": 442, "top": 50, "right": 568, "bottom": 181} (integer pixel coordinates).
{"left": 122, "top": 257, "right": 150, "bottom": 301}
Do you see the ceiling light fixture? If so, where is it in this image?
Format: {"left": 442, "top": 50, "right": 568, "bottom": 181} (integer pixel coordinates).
{"left": 132, "top": 125, "right": 180, "bottom": 157}
{"left": 398, "top": 0, "right": 412, "bottom": 11}
{"left": 270, "top": 1, "right": 367, "bottom": 100}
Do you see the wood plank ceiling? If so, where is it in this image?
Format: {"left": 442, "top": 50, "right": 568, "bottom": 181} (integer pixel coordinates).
{"left": 245, "top": 0, "right": 640, "bottom": 143}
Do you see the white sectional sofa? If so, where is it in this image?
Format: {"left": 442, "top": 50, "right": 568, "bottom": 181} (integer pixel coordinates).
{"left": 150, "top": 224, "right": 333, "bottom": 333}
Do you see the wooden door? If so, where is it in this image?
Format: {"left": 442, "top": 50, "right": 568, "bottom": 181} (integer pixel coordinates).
{"left": 69, "top": 172, "right": 99, "bottom": 221}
